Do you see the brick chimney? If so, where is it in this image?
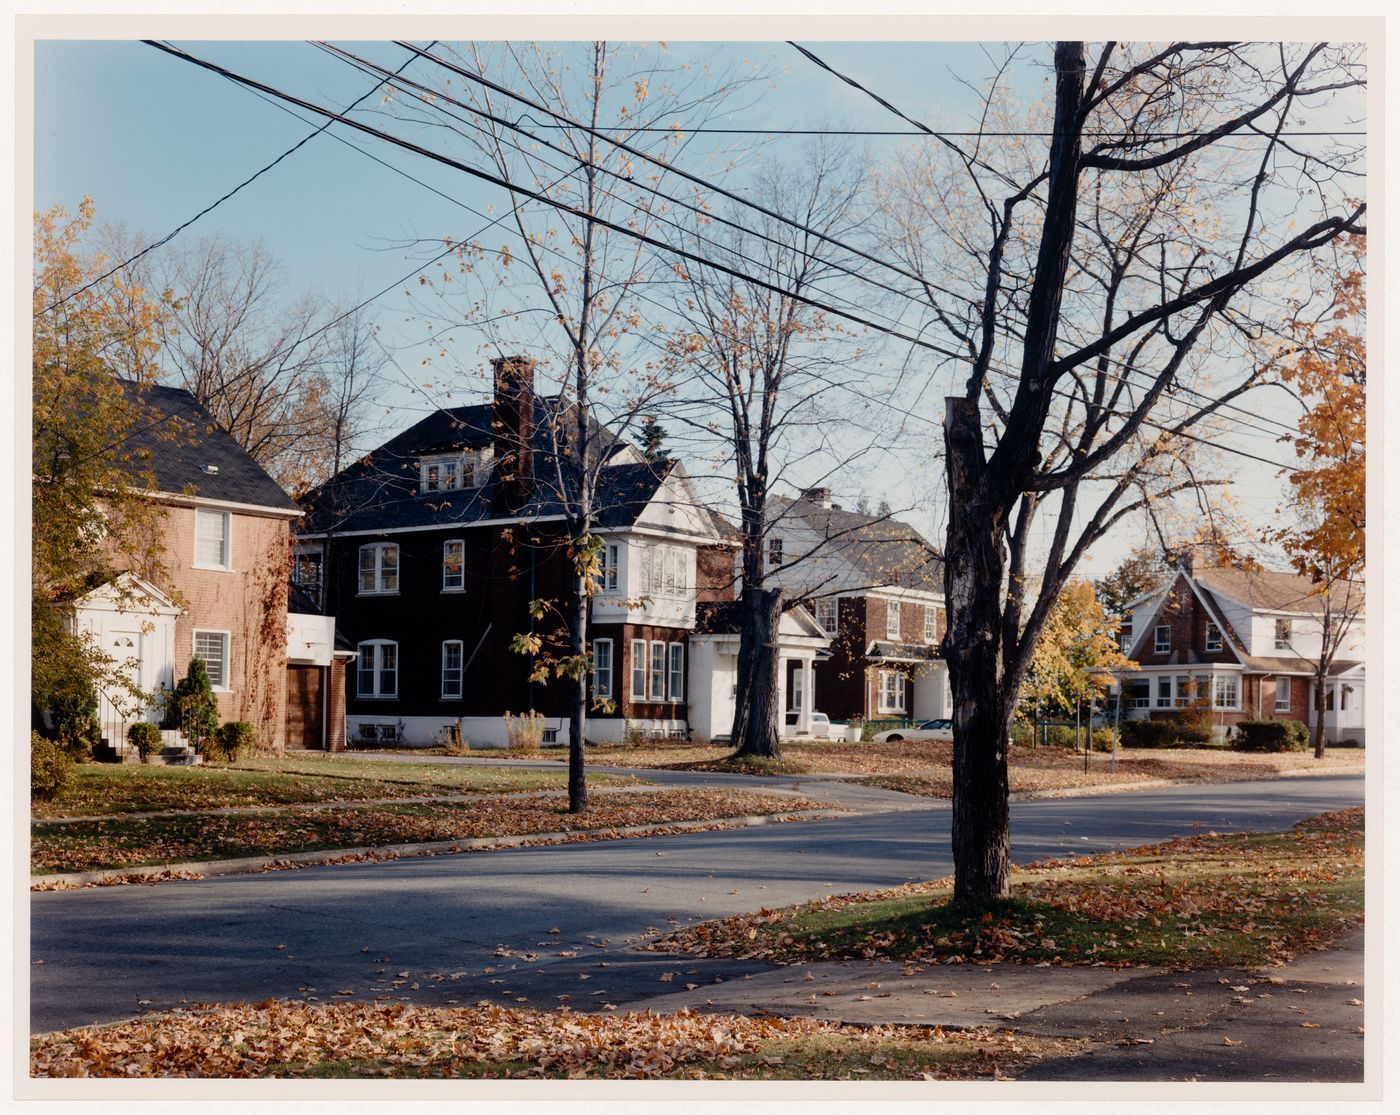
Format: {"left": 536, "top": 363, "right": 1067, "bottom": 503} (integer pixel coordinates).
{"left": 492, "top": 355, "right": 535, "bottom": 514}
{"left": 800, "top": 486, "right": 833, "bottom": 509}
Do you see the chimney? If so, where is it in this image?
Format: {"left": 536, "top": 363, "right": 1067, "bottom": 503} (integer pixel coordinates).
{"left": 800, "top": 486, "right": 833, "bottom": 509}
{"left": 492, "top": 355, "right": 535, "bottom": 514}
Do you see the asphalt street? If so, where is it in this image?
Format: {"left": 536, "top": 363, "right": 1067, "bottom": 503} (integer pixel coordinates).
{"left": 28, "top": 772, "right": 1362, "bottom": 1034}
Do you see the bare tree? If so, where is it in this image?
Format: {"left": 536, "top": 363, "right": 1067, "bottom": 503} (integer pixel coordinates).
{"left": 663, "top": 144, "right": 873, "bottom": 758}
{"left": 878, "top": 41, "right": 1365, "bottom": 904}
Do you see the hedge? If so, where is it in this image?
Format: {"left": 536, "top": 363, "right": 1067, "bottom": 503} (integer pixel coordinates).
{"left": 1232, "top": 719, "right": 1310, "bottom": 753}
{"left": 1120, "top": 719, "right": 1183, "bottom": 749}
{"left": 31, "top": 731, "right": 74, "bottom": 801}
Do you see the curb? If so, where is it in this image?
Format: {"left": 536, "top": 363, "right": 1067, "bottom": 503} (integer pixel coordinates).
{"left": 31, "top": 808, "right": 844, "bottom": 890}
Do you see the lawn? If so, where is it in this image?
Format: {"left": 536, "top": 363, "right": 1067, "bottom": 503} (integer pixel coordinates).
{"left": 654, "top": 807, "right": 1363, "bottom": 972}
{"left": 32, "top": 754, "right": 632, "bottom": 820}
{"left": 577, "top": 738, "right": 1364, "bottom": 795}
{"left": 30, "top": 999, "right": 1083, "bottom": 1079}
{"left": 32, "top": 788, "right": 828, "bottom": 876}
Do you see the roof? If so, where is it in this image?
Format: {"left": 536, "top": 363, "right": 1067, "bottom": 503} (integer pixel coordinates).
{"left": 867, "top": 640, "right": 942, "bottom": 663}
{"left": 118, "top": 382, "right": 300, "bottom": 513}
{"left": 298, "top": 397, "right": 664, "bottom": 535}
{"left": 771, "top": 496, "right": 944, "bottom": 593}
{"left": 694, "top": 600, "right": 830, "bottom": 643}
{"left": 1192, "top": 566, "right": 1365, "bottom": 616}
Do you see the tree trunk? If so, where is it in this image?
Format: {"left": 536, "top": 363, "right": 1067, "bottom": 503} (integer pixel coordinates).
{"left": 1311, "top": 666, "right": 1328, "bottom": 761}
{"left": 567, "top": 565, "right": 588, "bottom": 812}
{"left": 944, "top": 396, "right": 1012, "bottom": 905}
{"left": 732, "top": 583, "right": 783, "bottom": 759}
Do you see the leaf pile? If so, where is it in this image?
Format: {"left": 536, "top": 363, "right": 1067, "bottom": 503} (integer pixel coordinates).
{"left": 30, "top": 999, "right": 1077, "bottom": 1080}
{"left": 655, "top": 808, "right": 1363, "bottom": 971}
{"left": 33, "top": 789, "right": 826, "bottom": 876}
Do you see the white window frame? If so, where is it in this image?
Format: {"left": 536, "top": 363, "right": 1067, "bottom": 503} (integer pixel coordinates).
{"left": 192, "top": 629, "right": 231, "bottom": 691}
{"left": 358, "top": 542, "right": 400, "bottom": 595}
{"left": 924, "top": 605, "right": 938, "bottom": 643}
{"left": 441, "top": 640, "right": 464, "bottom": 700}
{"left": 649, "top": 641, "right": 667, "bottom": 701}
{"left": 1174, "top": 675, "right": 1192, "bottom": 708}
{"left": 194, "top": 509, "right": 232, "bottom": 571}
{"left": 815, "top": 598, "right": 839, "bottom": 636}
{"left": 1156, "top": 676, "right": 1173, "bottom": 708}
{"left": 1154, "top": 625, "right": 1171, "bottom": 654}
{"left": 886, "top": 599, "right": 901, "bottom": 641}
{"left": 663, "top": 548, "right": 677, "bottom": 596}
{"left": 1119, "top": 622, "right": 1133, "bottom": 655}
{"left": 357, "top": 639, "right": 398, "bottom": 699}
{"left": 601, "top": 542, "right": 619, "bottom": 593}
{"left": 668, "top": 643, "right": 685, "bottom": 703}
{"left": 649, "top": 546, "right": 664, "bottom": 596}
{"left": 1128, "top": 679, "right": 1151, "bottom": 709}
{"left": 593, "top": 638, "right": 613, "bottom": 698}
{"left": 292, "top": 548, "right": 323, "bottom": 607}
{"left": 768, "top": 536, "right": 783, "bottom": 566}
{"left": 630, "top": 639, "right": 647, "bottom": 701}
{"left": 1274, "top": 676, "right": 1292, "bottom": 712}
{"left": 1205, "top": 622, "right": 1223, "bottom": 652}
{"left": 442, "top": 539, "right": 465, "bottom": 592}
{"left": 877, "top": 669, "right": 906, "bottom": 714}
{"left": 1274, "top": 618, "right": 1292, "bottom": 650}
{"left": 1214, "top": 674, "right": 1240, "bottom": 710}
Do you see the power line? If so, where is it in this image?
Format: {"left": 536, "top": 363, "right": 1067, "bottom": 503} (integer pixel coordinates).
{"left": 152, "top": 40, "right": 1303, "bottom": 481}
{"left": 507, "top": 123, "right": 1366, "bottom": 138}
{"left": 36, "top": 42, "right": 438, "bottom": 318}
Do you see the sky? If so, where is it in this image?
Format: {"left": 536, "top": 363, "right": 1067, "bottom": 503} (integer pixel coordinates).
{"left": 31, "top": 36, "right": 1360, "bottom": 579}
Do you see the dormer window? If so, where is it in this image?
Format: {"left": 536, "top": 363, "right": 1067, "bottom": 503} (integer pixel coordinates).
{"left": 419, "top": 449, "right": 491, "bottom": 495}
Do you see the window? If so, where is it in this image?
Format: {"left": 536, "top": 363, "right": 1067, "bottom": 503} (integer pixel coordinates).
{"left": 419, "top": 454, "right": 463, "bottom": 494}
{"left": 1174, "top": 675, "right": 1192, "bottom": 707}
{"left": 649, "top": 642, "right": 667, "bottom": 701}
{"left": 194, "top": 509, "right": 231, "bottom": 569}
{"left": 790, "top": 665, "right": 804, "bottom": 712}
{"left": 676, "top": 551, "right": 689, "bottom": 592}
{"left": 768, "top": 537, "right": 783, "bottom": 566}
{"left": 442, "top": 540, "right": 465, "bottom": 592}
{"left": 1119, "top": 622, "right": 1133, "bottom": 655}
{"left": 815, "top": 598, "right": 839, "bottom": 636}
{"left": 1274, "top": 618, "right": 1292, "bottom": 650}
{"left": 358, "top": 543, "right": 400, "bottom": 594}
{"left": 637, "top": 548, "right": 651, "bottom": 597}
{"left": 1154, "top": 625, "right": 1171, "bottom": 654}
{"left": 1205, "top": 622, "right": 1222, "bottom": 652}
{"left": 600, "top": 543, "right": 619, "bottom": 593}
{"left": 441, "top": 640, "right": 464, "bottom": 699}
{"left": 1156, "top": 676, "right": 1172, "bottom": 708}
{"left": 668, "top": 643, "right": 685, "bottom": 702}
{"left": 1214, "top": 675, "right": 1239, "bottom": 709}
{"left": 192, "top": 630, "right": 229, "bottom": 690}
{"left": 292, "top": 549, "right": 323, "bottom": 608}
{"left": 664, "top": 549, "right": 677, "bottom": 595}
{"left": 924, "top": 605, "right": 938, "bottom": 643}
{"left": 1274, "top": 676, "right": 1291, "bottom": 712}
{"left": 593, "top": 639, "right": 613, "bottom": 698}
{"left": 630, "top": 640, "right": 647, "bottom": 700}
{"left": 877, "top": 670, "right": 906, "bottom": 713}
{"left": 649, "top": 546, "right": 664, "bottom": 596}
{"left": 357, "top": 640, "right": 398, "bottom": 698}
{"left": 886, "top": 600, "right": 901, "bottom": 641}
{"left": 1128, "top": 679, "right": 1151, "bottom": 708}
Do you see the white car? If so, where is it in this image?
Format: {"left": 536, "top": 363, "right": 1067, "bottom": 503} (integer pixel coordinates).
{"left": 784, "top": 711, "right": 831, "bottom": 739}
{"left": 871, "top": 718, "right": 954, "bottom": 743}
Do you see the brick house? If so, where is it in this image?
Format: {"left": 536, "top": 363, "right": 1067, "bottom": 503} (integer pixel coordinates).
{"left": 761, "top": 488, "right": 948, "bottom": 723}
{"left": 71, "top": 383, "right": 305, "bottom": 752}
{"left": 297, "top": 357, "right": 815, "bottom": 747}
{"left": 1118, "top": 563, "right": 1365, "bottom": 744}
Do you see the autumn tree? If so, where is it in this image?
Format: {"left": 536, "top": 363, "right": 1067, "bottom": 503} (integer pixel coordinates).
{"left": 1266, "top": 236, "right": 1365, "bottom": 758}
{"left": 663, "top": 144, "right": 871, "bottom": 759}
{"left": 1022, "top": 578, "right": 1135, "bottom": 720}
{"left": 32, "top": 200, "right": 174, "bottom": 724}
{"left": 876, "top": 41, "right": 1365, "bottom": 904}
{"left": 1094, "top": 545, "right": 1169, "bottom": 625}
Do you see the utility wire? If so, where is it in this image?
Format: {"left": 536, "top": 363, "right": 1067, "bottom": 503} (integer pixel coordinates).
{"left": 37, "top": 42, "right": 437, "bottom": 318}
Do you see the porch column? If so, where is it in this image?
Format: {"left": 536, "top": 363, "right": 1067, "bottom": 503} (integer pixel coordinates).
{"left": 776, "top": 657, "right": 789, "bottom": 736}
{"left": 798, "top": 655, "right": 814, "bottom": 735}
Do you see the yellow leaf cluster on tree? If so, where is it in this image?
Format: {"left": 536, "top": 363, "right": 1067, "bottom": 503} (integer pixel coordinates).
{"left": 1021, "top": 579, "right": 1137, "bottom": 719}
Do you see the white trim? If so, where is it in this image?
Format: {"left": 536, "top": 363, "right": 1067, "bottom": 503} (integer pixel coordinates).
{"left": 193, "top": 508, "right": 233, "bottom": 572}
{"left": 630, "top": 639, "right": 647, "bottom": 701}
{"left": 191, "top": 628, "right": 232, "bottom": 692}
{"left": 442, "top": 538, "right": 466, "bottom": 593}
{"left": 298, "top": 514, "right": 569, "bottom": 540}
{"left": 668, "top": 642, "right": 685, "bottom": 703}
{"left": 356, "top": 639, "right": 399, "bottom": 699}
{"left": 441, "top": 639, "right": 464, "bottom": 700}
{"left": 149, "top": 489, "right": 302, "bottom": 518}
{"left": 648, "top": 641, "right": 667, "bottom": 701}
{"left": 593, "top": 638, "right": 614, "bottom": 699}
{"left": 358, "top": 541, "right": 401, "bottom": 595}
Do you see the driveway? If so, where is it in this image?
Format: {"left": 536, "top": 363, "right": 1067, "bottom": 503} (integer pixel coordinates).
{"left": 28, "top": 772, "right": 1362, "bottom": 1033}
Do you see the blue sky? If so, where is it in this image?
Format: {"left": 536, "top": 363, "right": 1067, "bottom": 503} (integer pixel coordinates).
{"left": 33, "top": 38, "right": 1345, "bottom": 576}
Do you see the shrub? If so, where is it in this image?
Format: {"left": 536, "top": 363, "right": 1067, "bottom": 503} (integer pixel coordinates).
{"left": 31, "top": 731, "right": 75, "bottom": 801}
{"left": 1121, "top": 719, "right": 1183, "bottom": 748}
{"left": 504, "top": 710, "right": 545, "bottom": 755}
{"left": 1091, "top": 728, "right": 1116, "bottom": 753}
{"left": 127, "top": 721, "right": 162, "bottom": 763}
{"left": 1009, "top": 721, "right": 1032, "bottom": 746}
{"left": 211, "top": 721, "right": 257, "bottom": 763}
{"left": 172, "top": 657, "right": 219, "bottom": 749}
{"left": 51, "top": 680, "right": 100, "bottom": 762}
{"left": 1233, "top": 719, "right": 1309, "bottom": 752}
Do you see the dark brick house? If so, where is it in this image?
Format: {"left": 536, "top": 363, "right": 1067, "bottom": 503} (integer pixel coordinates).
{"left": 1119, "top": 563, "right": 1365, "bottom": 744}
{"left": 762, "top": 489, "right": 947, "bottom": 722}
{"left": 296, "top": 357, "right": 731, "bottom": 747}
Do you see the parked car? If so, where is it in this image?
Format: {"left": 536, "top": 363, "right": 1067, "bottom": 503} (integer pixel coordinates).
{"left": 784, "top": 710, "right": 831, "bottom": 739}
{"left": 871, "top": 719, "right": 953, "bottom": 743}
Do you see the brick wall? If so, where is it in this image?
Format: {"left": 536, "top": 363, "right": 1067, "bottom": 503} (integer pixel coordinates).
{"left": 1135, "top": 574, "right": 1239, "bottom": 667}
{"left": 695, "top": 545, "right": 738, "bottom": 603}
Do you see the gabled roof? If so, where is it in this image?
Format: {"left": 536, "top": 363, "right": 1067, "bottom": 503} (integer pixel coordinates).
{"left": 693, "top": 601, "right": 830, "bottom": 644}
{"left": 867, "top": 640, "right": 942, "bottom": 663}
{"left": 1192, "top": 566, "right": 1365, "bottom": 617}
{"left": 118, "top": 381, "right": 299, "bottom": 513}
{"left": 1125, "top": 571, "right": 1244, "bottom": 666}
{"left": 770, "top": 496, "right": 944, "bottom": 594}
{"left": 298, "top": 397, "right": 658, "bottom": 536}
